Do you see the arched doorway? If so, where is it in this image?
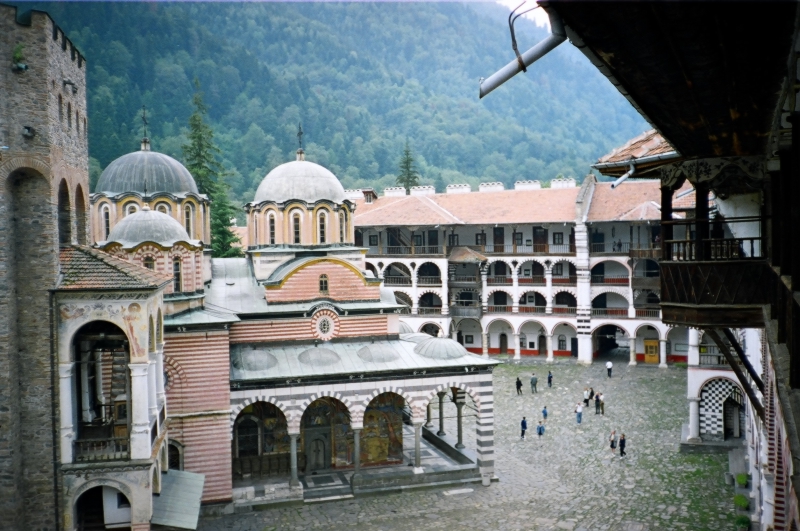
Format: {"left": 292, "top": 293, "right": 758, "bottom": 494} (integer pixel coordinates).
{"left": 363, "top": 393, "right": 407, "bottom": 466}
{"left": 592, "top": 324, "right": 630, "bottom": 359}
{"left": 301, "top": 397, "right": 352, "bottom": 474}
{"left": 499, "top": 333, "right": 508, "bottom": 354}
{"left": 72, "top": 321, "right": 131, "bottom": 461}
{"left": 232, "top": 402, "right": 290, "bottom": 480}
{"left": 75, "top": 486, "right": 131, "bottom": 530}
{"left": 635, "top": 325, "right": 660, "bottom": 364}
{"left": 420, "top": 322, "right": 441, "bottom": 336}
{"left": 700, "top": 378, "right": 745, "bottom": 441}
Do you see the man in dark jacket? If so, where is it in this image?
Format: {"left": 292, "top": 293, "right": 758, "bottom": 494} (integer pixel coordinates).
{"left": 516, "top": 377, "right": 523, "bottom": 395}
{"left": 521, "top": 417, "right": 528, "bottom": 440}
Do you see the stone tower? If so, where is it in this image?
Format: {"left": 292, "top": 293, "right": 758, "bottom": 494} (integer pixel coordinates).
{"left": 0, "top": 5, "right": 88, "bottom": 529}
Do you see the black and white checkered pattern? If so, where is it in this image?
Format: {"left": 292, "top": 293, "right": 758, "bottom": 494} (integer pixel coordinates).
{"left": 699, "top": 378, "right": 742, "bottom": 438}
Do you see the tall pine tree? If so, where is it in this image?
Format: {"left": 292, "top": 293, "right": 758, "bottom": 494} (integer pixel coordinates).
{"left": 182, "top": 79, "right": 243, "bottom": 258}
{"left": 396, "top": 140, "right": 420, "bottom": 192}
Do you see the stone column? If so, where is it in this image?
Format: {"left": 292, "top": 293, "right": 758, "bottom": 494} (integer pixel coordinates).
{"left": 129, "top": 363, "right": 152, "bottom": 460}
{"left": 147, "top": 360, "right": 158, "bottom": 419}
{"left": 437, "top": 392, "right": 447, "bottom": 436}
{"left": 425, "top": 403, "right": 433, "bottom": 428}
{"left": 659, "top": 338, "right": 668, "bottom": 368}
{"left": 289, "top": 433, "right": 300, "bottom": 487}
{"left": 414, "top": 422, "right": 424, "bottom": 473}
{"left": 353, "top": 428, "right": 361, "bottom": 473}
{"left": 155, "top": 349, "right": 166, "bottom": 407}
{"left": 513, "top": 333, "right": 521, "bottom": 360}
{"left": 687, "top": 397, "right": 701, "bottom": 442}
{"left": 79, "top": 341, "right": 93, "bottom": 423}
{"left": 546, "top": 333, "right": 554, "bottom": 362}
{"left": 480, "top": 270, "right": 489, "bottom": 311}
{"left": 59, "top": 363, "right": 75, "bottom": 464}
{"left": 688, "top": 328, "right": 700, "bottom": 366}
{"left": 544, "top": 268, "right": 553, "bottom": 314}
{"left": 455, "top": 402, "right": 465, "bottom": 449}
{"left": 93, "top": 349, "right": 106, "bottom": 418}
{"left": 482, "top": 332, "right": 489, "bottom": 357}
{"left": 629, "top": 344, "right": 637, "bottom": 366}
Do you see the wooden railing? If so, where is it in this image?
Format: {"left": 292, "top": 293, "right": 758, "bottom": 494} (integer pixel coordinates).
{"left": 449, "top": 305, "right": 481, "bottom": 317}
{"left": 464, "top": 244, "right": 575, "bottom": 255}
{"left": 552, "top": 276, "right": 577, "bottom": 285}
{"left": 487, "top": 305, "right": 512, "bottom": 313}
{"left": 590, "top": 275, "right": 629, "bottom": 285}
{"left": 417, "top": 276, "right": 442, "bottom": 285}
{"left": 552, "top": 307, "right": 577, "bottom": 315}
{"left": 630, "top": 245, "right": 662, "bottom": 259}
{"left": 635, "top": 308, "right": 661, "bottom": 319}
{"left": 518, "top": 306, "right": 546, "bottom": 314}
{"left": 416, "top": 307, "right": 442, "bottom": 315}
{"left": 449, "top": 275, "right": 477, "bottom": 283}
{"left": 591, "top": 242, "right": 631, "bottom": 254}
{"left": 74, "top": 437, "right": 130, "bottom": 462}
{"left": 367, "top": 246, "right": 444, "bottom": 256}
{"left": 662, "top": 216, "right": 765, "bottom": 261}
{"left": 518, "top": 276, "right": 545, "bottom": 285}
{"left": 384, "top": 276, "right": 411, "bottom": 286}
{"left": 487, "top": 276, "right": 512, "bottom": 285}
{"left": 591, "top": 308, "right": 628, "bottom": 317}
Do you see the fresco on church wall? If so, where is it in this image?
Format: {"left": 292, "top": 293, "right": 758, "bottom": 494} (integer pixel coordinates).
{"left": 239, "top": 402, "right": 291, "bottom": 454}
{"left": 302, "top": 397, "right": 353, "bottom": 467}
{"left": 362, "top": 393, "right": 404, "bottom": 465}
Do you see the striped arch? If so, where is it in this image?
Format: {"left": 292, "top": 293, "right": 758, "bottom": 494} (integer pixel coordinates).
{"left": 550, "top": 257, "right": 577, "bottom": 269}
{"left": 550, "top": 321, "right": 579, "bottom": 336}
{"left": 589, "top": 322, "right": 633, "bottom": 337}
{"left": 417, "top": 288, "right": 444, "bottom": 299}
{"left": 552, "top": 287, "right": 577, "bottom": 301}
{"left": 163, "top": 354, "right": 187, "bottom": 392}
{"left": 516, "top": 288, "right": 547, "bottom": 304}
{"left": 357, "top": 387, "right": 419, "bottom": 425}
{"left": 517, "top": 319, "right": 547, "bottom": 335}
{"left": 485, "top": 317, "right": 514, "bottom": 331}
{"left": 634, "top": 322, "right": 666, "bottom": 340}
{"left": 590, "top": 258, "right": 632, "bottom": 274}
{"left": 591, "top": 287, "right": 632, "bottom": 304}
{"left": 487, "top": 257, "right": 515, "bottom": 271}
{"left": 229, "top": 394, "right": 292, "bottom": 435}
{"left": 423, "top": 381, "right": 482, "bottom": 409}
{"left": 486, "top": 288, "right": 514, "bottom": 300}
{"left": 454, "top": 317, "right": 482, "bottom": 333}
{"left": 515, "top": 259, "right": 547, "bottom": 274}
{"left": 293, "top": 390, "right": 354, "bottom": 433}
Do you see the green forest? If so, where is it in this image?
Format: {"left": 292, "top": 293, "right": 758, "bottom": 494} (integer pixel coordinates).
{"left": 19, "top": 2, "right": 646, "bottom": 205}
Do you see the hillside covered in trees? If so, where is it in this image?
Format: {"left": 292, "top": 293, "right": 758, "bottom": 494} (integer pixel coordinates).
{"left": 20, "top": 2, "right": 646, "bottom": 204}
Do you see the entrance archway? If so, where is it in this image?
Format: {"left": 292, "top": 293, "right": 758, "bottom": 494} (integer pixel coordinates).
{"left": 75, "top": 486, "right": 131, "bottom": 530}
{"left": 591, "top": 324, "right": 630, "bottom": 360}
{"left": 232, "top": 401, "right": 290, "bottom": 480}
{"left": 300, "top": 397, "right": 352, "bottom": 473}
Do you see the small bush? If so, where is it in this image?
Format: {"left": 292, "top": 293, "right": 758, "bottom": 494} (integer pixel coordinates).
{"left": 673, "top": 362, "right": 688, "bottom": 368}
{"left": 735, "top": 515, "right": 751, "bottom": 529}
{"left": 734, "top": 494, "right": 750, "bottom": 510}
{"left": 736, "top": 473, "right": 748, "bottom": 487}
{"left": 12, "top": 44, "right": 24, "bottom": 64}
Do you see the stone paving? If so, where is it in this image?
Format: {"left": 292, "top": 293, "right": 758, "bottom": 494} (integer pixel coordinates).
{"left": 199, "top": 353, "right": 739, "bottom": 531}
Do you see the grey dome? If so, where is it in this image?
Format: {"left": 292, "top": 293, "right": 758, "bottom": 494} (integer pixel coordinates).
{"left": 254, "top": 159, "right": 346, "bottom": 204}
{"left": 400, "top": 332, "right": 436, "bottom": 344}
{"left": 96, "top": 149, "right": 199, "bottom": 195}
{"left": 398, "top": 321, "right": 414, "bottom": 334}
{"left": 298, "top": 347, "right": 341, "bottom": 366}
{"left": 232, "top": 349, "right": 279, "bottom": 371}
{"left": 413, "top": 337, "right": 469, "bottom": 360}
{"left": 357, "top": 344, "right": 400, "bottom": 363}
{"left": 106, "top": 207, "right": 194, "bottom": 248}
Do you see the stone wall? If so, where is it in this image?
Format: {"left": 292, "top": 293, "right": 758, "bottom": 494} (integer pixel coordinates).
{"left": 0, "top": 5, "right": 88, "bottom": 529}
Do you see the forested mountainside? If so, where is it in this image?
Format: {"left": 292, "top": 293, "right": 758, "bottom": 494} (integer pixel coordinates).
{"left": 19, "top": 2, "right": 646, "bottom": 203}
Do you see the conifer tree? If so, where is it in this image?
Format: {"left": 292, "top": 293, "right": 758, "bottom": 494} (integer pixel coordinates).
{"left": 182, "top": 79, "right": 243, "bottom": 258}
{"left": 396, "top": 140, "right": 420, "bottom": 192}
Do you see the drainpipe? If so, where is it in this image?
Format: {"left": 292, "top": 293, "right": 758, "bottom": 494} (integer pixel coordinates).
{"left": 479, "top": 3, "right": 566, "bottom": 98}
{"left": 610, "top": 163, "right": 636, "bottom": 189}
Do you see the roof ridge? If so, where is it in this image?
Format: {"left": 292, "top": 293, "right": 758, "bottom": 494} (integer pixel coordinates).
{"left": 419, "top": 195, "right": 463, "bottom": 224}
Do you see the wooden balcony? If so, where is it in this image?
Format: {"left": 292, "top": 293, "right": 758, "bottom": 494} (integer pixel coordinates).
{"left": 449, "top": 305, "right": 481, "bottom": 318}
{"left": 367, "top": 246, "right": 444, "bottom": 256}
{"left": 590, "top": 275, "right": 629, "bottom": 285}
{"left": 629, "top": 245, "right": 662, "bottom": 260}
{"left": 464, "top": 244, "right": 576, "bottom": 256}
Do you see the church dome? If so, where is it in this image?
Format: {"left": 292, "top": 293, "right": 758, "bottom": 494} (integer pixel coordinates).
{"left": 95, "top": 141, "right": 199, "bottom": 195}
{"left": 413, "top": 337, "right": 469, "bottom": 360}
{"left": 253, "top": 150, "right": 346, "bottom": 204}
{"left": 106, "top": 207, "right": 194, "bottom": 248}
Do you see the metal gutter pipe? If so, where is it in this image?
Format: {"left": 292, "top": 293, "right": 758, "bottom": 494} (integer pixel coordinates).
{"left": 591, "top": 151, "right": 681, "bottom": 171}
{"left": 479, "top": 3, "right": 566, "bottom": 98}
{"left": 610, "top": 163, "right": 635, "bottom": 189}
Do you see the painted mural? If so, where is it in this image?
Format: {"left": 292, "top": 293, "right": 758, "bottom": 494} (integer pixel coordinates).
{"left": 362, "top": 393, "right": 404, "bottom": 466}
{"left": 240, "top": 402, "right": 290, "bottom": 454}
{"left": 301, "top": 397, "right": 353, "bottom": 467}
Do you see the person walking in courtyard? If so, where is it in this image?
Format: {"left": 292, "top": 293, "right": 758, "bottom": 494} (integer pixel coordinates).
{"left": 606, "top": 360, "right": 613, "bottom": 377}
{"left": 547, "top": 371, "right": 553, "bottom": 388}
{"left": 609, "top": 430, "right": 618, "bottom": 455}
{"left": 589, "top": 387, "right": 595, "bottom": 401}
{"left": 599, "top": 392, "right": 605, "bottom": 415}
{"left": 542, "top": 405, "right": 548, "bottom": 422}
{"left": 583, "top": 387, "right": 590, "bottom": 406}
{"left": 575, "top": 403, "right": 583, "bottom": 424}
{"left": 594, "top": 392, "right": 601, "bottom": 414}
{"left": 516, "top": 377, "right": 523, "bottom": 395}
{"left": 536, "top": 420, "right": 545, "bottom": 439}
{"left": 530, "top": 373, "right": 538, "bottom": 394}
{"left": 521, "top": 417, "right": 528, "bottom": 440}
{"left": 619, "top": 433, "right": 627, "bottom": 458}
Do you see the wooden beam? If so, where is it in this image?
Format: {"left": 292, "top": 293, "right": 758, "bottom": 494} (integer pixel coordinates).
{"left": 705, "top": 329, "right": 764, "bottom": 422}
{"left": 721, "top": 328, "right": 765, "bottom": 393}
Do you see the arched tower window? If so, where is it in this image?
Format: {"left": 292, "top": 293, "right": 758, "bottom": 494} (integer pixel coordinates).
{"left": 156, "top": 203, "right": 169, "bottom": 214}
{"left": 184, "top": 205, "right": 193, "bottom": 238}
{"left": 57, "top": 180, "right": 71, "bottom": 245}
{"left": 339, "top": 212, "right": 346, "bottom": 243}
{"left": 253, "top": 212, "right": 259, "bottom": 245}
{"left": 319, "top": 274, "right": 329, "bottom": 294}
{"left": 143, "top": 257, "right": 155, "bottom": 270}
{"left": 318, "top": 212, "right": 327, "bottom": 244}
{"left": 102, "top": 205, "right": 111, "bottom": 239}
{"left": 58, "top": 94, "right": 63, "bottom": 122}
{"left": 67, "top": 102, "right": 72, "bottom": 129}
{"left": 124, "top": 203, "right": 138, "bottom": 216}
{"left": 269, "top": 214, "right": 276, "bottom": 245}
{"left": 172, "top": 258, "right": 182, "bottom": 293}
{"left": 293, "top": 214, "right": 301, "bottom": 244}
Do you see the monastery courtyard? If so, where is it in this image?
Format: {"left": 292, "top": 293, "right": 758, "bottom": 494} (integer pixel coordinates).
{"left": 199, "top": 354, "right": 737, "bottom": 531}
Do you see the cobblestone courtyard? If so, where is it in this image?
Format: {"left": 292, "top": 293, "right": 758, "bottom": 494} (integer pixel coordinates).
{"left": 199, "top": 354, "right": 738, "bottom": 531}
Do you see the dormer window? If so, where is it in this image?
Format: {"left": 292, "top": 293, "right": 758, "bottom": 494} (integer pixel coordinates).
{"left": 319, "top": 274, "right": 329, "bottom": 294}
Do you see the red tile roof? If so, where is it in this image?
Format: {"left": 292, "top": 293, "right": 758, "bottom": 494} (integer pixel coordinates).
{"left": 587, "top": 181, "right": 663, "bottom": 222}
{"left": 58, "top": 246, "right": 172, "bottom": 290}
{"left": 597, "top": 129, "right": 675, "bottom": 165}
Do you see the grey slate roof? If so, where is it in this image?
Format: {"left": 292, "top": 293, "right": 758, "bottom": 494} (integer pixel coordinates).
{"left": 253, "top": 159, "right": 346, "bottom": 204}
{"left": 151, "top": 469, "right": 204, "bottom": 530}
{"left": 164, "top": 307, "right": 240, "bottom": 327}
{"left": 96, "top": 149, "right": 199, "bottom": 195}
{"left": 230, "top": 337, "right": 497, "bottom": 382}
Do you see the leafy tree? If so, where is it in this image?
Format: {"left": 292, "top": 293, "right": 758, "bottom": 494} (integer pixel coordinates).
{"left": 396, "top": 141, "right": 420, "bottom": 192}
{"left": 182, "top": 80, "right": 243, "bottom": 258}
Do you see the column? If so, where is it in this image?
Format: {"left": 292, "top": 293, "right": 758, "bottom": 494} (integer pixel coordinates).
{"left": 94, "top": 349, "right": 107, "bottom": 419}
{"left": 627, "top": 267, "right": 636, "bottom": 318}
{"left": 59, "top": 363, "right": 75, "bottom": 464}
{"left": 661, "top": 186, "right": 673, "bottom": 260}
{"left": 513, "top": 333, "right": 521, "bottom": 360}
{"left": 425, "top": 403, "right": 433, "bottom": 428}
{"left": 629, "top": 344, "right": 637, "bottom": 366}
{"left": 695, "top": 181, "right": 710, "bottom": 260}
{"left": 455, "top": 402, "right": 465, "bottom": 449}
{"left": 482, "top": 332, "right": 489, "bottom": 357}
{"left": 451, "top": 326, "right": 458, "bottom": 340}
{"left": 437, "top": 391, "right": 447, "bottom": 436}
{"left": 353, "top": 428, "right": 361, "bottom": 473}
{"left": 147, "top": 360, "right": 158, "bottom": 419}
{"left": 511, "top": 267, "right": 519, "bottom": 312}
{"left": 546, "top": 333, "right": 554, "bottom": 362}
{"left": 687, "top": 397, "right": 701, "bottom": 442}
{"left": 544, "top": 267, "right": 553, "bottom": 314}
{"left": 129, "top": 363, "right": 152, "bottom": 459}
{"left": 659, "top": 338, "right": 668, "bottom": 368}
{"left": 289, "top": 433, "right": 300, "bottom": 487}
{"left": 79, "top": 342, "right": 93, "bottom": 422}
{"left": 480, "top": 269, "right": 489, "bottom": 311}
{"left": 414, "top": 422, "right": 424, "bottom": 472}
{"left": 688, "top": 328, "right": 700, "bottom": 366}
{"left": 155, "top": 350, "right": 166, "bottom": 406}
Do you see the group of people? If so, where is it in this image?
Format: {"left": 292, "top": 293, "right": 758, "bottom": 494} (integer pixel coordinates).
{"left": 609, "top": 429, "right": 627, "bottom": 458}
{"left": 515, "top": 370, "right": 553, "bottom": 395}
{"left": 575, "top": 387, "right": 605, "bottom": 423}
{"left": 517, "top": 371, "right": 553, "bottom": 441}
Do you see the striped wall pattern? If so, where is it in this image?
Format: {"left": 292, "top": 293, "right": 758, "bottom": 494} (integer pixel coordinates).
{"left": 228, "top": 314, "right": 388, "bottom": 344}
{"left": 164, "top": 330, "right": 231, "bottom": 414}
{"left": 265, "top": 261, "right": 380, "bottom": 302}
{"left": 229, "top": 372, "right": 495, "bottom": 476}
{"left": 169, "top": 414, "right": 232, "bottom": 503}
